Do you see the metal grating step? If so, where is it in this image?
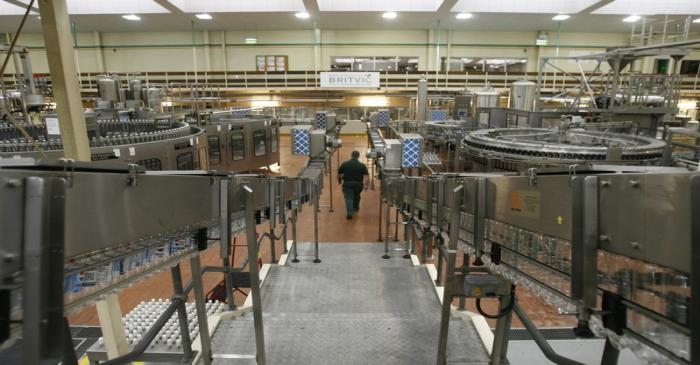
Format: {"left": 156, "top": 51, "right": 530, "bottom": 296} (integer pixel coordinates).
{"left": 211, "top": 243, "right": 491, "bottom": 364}
{"left": 211, "top": 315, "right": 489, "bottom": 365}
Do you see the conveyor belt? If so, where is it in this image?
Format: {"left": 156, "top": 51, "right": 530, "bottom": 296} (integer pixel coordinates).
{"left": 210, "top": 243, "right": 490, "bottom": 364}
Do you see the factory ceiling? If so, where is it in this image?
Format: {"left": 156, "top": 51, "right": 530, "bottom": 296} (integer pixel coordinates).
{"left": 0, "top": 0, "right": 699, "bottom": 33}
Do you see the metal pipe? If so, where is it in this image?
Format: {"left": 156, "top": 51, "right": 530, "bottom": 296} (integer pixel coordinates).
{"left": 513, "top": 302, "right": 585, "bottom": 365}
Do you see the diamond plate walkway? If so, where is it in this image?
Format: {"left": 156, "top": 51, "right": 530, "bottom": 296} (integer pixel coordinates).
{"left": 210, "top": 243, "right": 490, "bottom": 364}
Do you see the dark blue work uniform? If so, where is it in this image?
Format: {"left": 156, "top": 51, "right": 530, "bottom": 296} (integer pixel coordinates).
{"left": 338, "top": 158, "right": 369, "bottom": 218}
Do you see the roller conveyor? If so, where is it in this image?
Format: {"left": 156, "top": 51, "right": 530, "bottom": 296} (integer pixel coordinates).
{"left": 209, "top": 243, "right": 490, "bottom": 365}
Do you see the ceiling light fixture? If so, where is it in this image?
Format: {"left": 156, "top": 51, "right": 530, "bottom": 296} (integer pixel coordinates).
{"left": 122, "top": 14, "right": 141, "bottom": 21}
{"left": 552, "top": 14, "right": 570, "bottom": 21}
{"left": 196, "top": 13, "right": 212, "bottom": 20}
{"left": 245, "top": 37, "right": 257, "bottom": 44}
{"left": 623, "top": 15, "right": 641, "bottom": 23}
{"left": 295, "top": 11, "right": 310, "bottom": 19}
{"left": 382, "top": 11, "right": 397, "bottom": 20}
{"left": 456, "top": 13, "right": 472, "bottom": 20}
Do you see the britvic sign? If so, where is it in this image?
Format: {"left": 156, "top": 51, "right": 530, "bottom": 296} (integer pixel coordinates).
{"left": 320, "top": 72, "right": 380, "bottom": 88}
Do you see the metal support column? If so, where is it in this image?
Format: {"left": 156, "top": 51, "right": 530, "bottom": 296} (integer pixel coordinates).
{"left": 269, "top": 181, "right": 277, "bottom": 263}
{"left": 170, "top": 264, "right": 194, "bottom": 362}
{"left": 313, "top": 182, "right": 321, "bottom": 263}
{"left": 393, "top": 208, "right": 400, "bottom": 242}
{"left": 243, "top": 185, "right": 266, "bottom": 364}
{"left": 22, "top": 177, "right": 69, "bottom": 364}
{"left": 490, "top": 295, "right": 514, "bottom": 365}
{"left": 377, "top": 195, "right": 383, "bottom": 241}
{"left": 190, "top": 255, "right": 212, "bottom": 365}
{"left": 328, "top": 149, "right": 334, "bottom": 212}
{"left": 219, "top": 179, "right": 235, "bottom": 310}
{"left": 382, "top": 184, "right": 392, "bottom": 259}
{"left": 291, "top": 208, "right": 300, "bottom": 263}
{"left": 38, "top": 0, "right": 90, "bottom": 160}
{"left": 278, "top": 179, "right": 288, "bottom": 255}
{"left": 690, "top": 176, "right": 700, "bottom": 365}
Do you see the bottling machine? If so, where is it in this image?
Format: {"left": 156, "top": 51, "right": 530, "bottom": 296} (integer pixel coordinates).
{"left": 367, "top": 126, "right": 698, "bottom": 363}
{"left": 0, "top": 50, "right": 282, "bottom": 174}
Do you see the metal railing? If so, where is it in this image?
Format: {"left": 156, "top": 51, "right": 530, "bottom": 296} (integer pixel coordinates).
{"left": 4, "top": 70, "right": 700, "bottom": 94}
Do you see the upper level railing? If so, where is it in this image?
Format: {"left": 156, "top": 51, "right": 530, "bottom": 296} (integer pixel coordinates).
{"left": 3, "top": 70, "right": 700, "bottom": 94}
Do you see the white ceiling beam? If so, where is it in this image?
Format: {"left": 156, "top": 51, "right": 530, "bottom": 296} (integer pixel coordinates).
{"left": 152, "top": 0, "right": 184, "bottom": 14}
{"left": 437, "top": 0, "right": 458, "bottom": 17}
{"left": 2, "top": 0, "right": 38, "bottom": 13}
{"left": 577, "top": 0, "right": 615, "bottom": 14}
{"left": 302, "top": 0, "right": 319, "bottom": 17}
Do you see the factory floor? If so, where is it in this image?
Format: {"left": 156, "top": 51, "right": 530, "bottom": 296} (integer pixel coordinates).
{"left": 68, "top": 135, "right": 575, "bottom": 331}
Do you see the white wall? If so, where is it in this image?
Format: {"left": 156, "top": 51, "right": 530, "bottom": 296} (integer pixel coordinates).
{"left": 10, "top": 29, "right": 700, "bottom": 75}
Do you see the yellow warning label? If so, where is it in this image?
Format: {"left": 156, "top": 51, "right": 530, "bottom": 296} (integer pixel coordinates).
{"left": 508, "top": 190, "right": 540, "bottom": 219}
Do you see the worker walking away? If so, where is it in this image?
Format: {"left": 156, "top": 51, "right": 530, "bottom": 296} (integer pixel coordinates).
{"left": 338, "top": 150, "right": 369, "bottom": 219}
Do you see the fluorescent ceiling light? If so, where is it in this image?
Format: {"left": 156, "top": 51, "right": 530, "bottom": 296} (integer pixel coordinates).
{"left": 382, "top": 11, "right": 397, "bottom": 19}
{"left": 122, "top": 14, "right": 141, "bottom": 21}
{"left": 359, "top": 96, "right": 389, "bottom": 107}
{"left": 623, "top": 15, "right": 641, "bottom": 23}
{"left": 593, "top": 0, "right": 700, "bottom": 15}
{"left": 552, "top": 14, "right": 570, "bottom": 21}
{"left": 245, "top": 37, "right": 257, "bottom": 44}
{"left": 317, "top": 0, "right": 441, "bottom": 12}
{"left": 251, "top": 100, "right": 279, "bottom": 108}
{"left": 196, "top": 13, "right": 212, "bottom": 20}
{"left": 168, "top": 0, "right": 305, "bottom": 12}
{"left": 451, "top": 0, "right": 597, "bottom": 14}
{"left": 456, "top": 13, "right": 472, "bottom": 19}
{"left": 295, "top": 11, "right": 310, "bottom": 19}
{"left": 16, "top": 0, "right": 169, "bottom": 15}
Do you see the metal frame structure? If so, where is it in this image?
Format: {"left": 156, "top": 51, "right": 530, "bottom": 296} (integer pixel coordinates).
{"left": 535, "top": 40, "right": 700, "bottom": 136}
{"left": 0, "top": 156, "right": 326, "bottom": 364}
{"left": 381, "top": 165, "right": 697, "bottom": 364}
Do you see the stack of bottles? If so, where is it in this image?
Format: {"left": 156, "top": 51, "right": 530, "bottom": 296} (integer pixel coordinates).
{"left": 95, "top": 299, "right": 225, "bottom": 351}
{"left": 63, "top": 237, "right": 197, "bottom": 304}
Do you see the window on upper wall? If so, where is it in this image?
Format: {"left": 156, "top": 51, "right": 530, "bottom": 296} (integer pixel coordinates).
{"left": 680, "top": 60, "right": 699, "bottom": 75}
{"left": 331, "top": 56, "right": 419, "bottom": 72}
{"left": 441, "top": 57, "right": 527, "bottom": 72}
{"left": 256, "top": 55, "right": 288, "bottom": 71}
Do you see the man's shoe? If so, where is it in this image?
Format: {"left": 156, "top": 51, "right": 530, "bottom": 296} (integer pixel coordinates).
{"left": 346, "top": 215, "right": 353, "bottom": 219}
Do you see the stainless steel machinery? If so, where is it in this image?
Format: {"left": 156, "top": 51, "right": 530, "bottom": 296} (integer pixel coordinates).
{"left": 380, "top": 165, "right": 698, "bottom": 364}
{"left": 204, "top": 113, "right": 280, "bottom": 173}
{"left": 463, "top": 127, "right": 667, "bottom": 171}
{"left": 0, "top": 156, "right": 326, "bottom": 364}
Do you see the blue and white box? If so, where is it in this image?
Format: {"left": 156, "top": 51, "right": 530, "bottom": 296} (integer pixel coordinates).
{"left": 315, "top": 111, "right": 328, "bottom": 130}
{"left": 429, "top": 109, "right": 449, "bottom": 121}
{"left": 291, "top": 125, "right": 313, "bottom": 155}
{"left": 377, "top": 109, "right": 390, "bottom": 127}
{"left": 399, "top": 133, "right": 423, "bottom": 168}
